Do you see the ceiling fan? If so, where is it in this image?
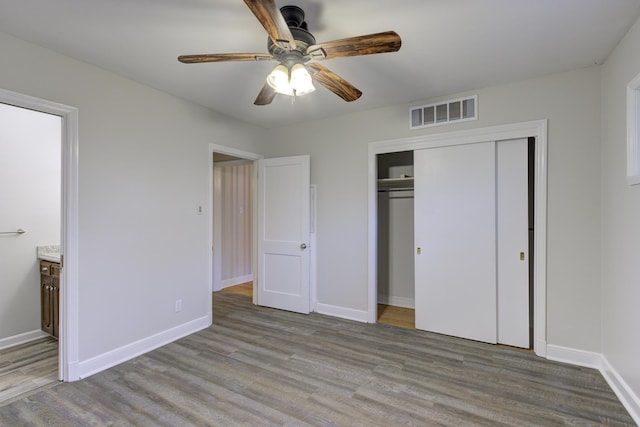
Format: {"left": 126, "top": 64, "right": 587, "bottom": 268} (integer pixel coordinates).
{"left": 178, "top": 0, "right": 402, "bottom": 105}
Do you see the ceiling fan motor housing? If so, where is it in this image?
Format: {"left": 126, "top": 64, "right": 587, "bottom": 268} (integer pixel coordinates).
{"left": 267, "top": 6, "right": 316, "bottom": 64}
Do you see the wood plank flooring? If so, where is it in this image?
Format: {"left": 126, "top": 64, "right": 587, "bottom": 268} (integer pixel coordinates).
{"left": 377, "top": 304, "right": 415, "bottom": 329}
{"left": 0, "top": 337, "right": 58, "bottom": 407}
{"left": 0, "top": 292, "right": 634, "bottom": 426}
{"left": 221, "top": 281, "right": 253, "bottom": 297}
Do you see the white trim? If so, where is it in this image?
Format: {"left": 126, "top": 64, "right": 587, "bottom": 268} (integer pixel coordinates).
{"left": 546, "top": 345, "right": 640, "bottom": 425}
{"left": 377, "top": 295, "right": 415, "bottom": 309}
{"left": 316, "top": 303, "right": 368, "bottom": 323}
{"left": 368, "top": 120, "right": 548, "bottom": 357}
{"left": 78, "top": 316, "right": 209, "bottom": 380}
{"left": 627, "top": 72, "right": 640, "bottom": 185}
{"left": 309, "top": 184, "right": 318, "bottom": 311}
{"left": 601, "top": 356, "right": 640, "bottom": 424}
{"left": 208, "top": 144, "right": 263, "bottom": 310}
{"left": 0, "top": 329, "right": 49, "bottom": 350}
{"left": 0, "top": 87, "right": 80, "bottom": 382}
{"left": 220, "top": 274, "right": 254, "bottom": 289}
{"left": 546, "top": 344, "right": 602, "bottom": 369}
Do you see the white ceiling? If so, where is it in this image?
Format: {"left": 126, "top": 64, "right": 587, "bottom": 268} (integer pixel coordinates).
{"left": 1, "top": 0, "right": 639, "bottom": 129}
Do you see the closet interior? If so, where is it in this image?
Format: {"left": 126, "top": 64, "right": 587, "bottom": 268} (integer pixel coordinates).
{"left": 376, "top": 151, "right": 415, "bottom": 327}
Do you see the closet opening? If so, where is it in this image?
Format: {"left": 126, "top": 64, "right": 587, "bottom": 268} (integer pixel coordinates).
{"left": 376, "top": 150, "right": 415, "bottom": 329}
{"left": 374, "top": 139, "right": 536, "bottom": 350}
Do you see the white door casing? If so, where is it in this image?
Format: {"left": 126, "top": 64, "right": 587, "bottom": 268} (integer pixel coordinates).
{"left": 414, "top": 142, "right": 497, "bottom": 343}
{"left": 257, "top": 156, "right": 311, "bottom": 314}
{"left": 497, "top": 138, "right": 530, "bottom": 348}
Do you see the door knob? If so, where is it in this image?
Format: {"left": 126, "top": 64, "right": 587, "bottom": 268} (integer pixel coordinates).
{"left": 300, "top": 243, "right": 307, "bottom": 250}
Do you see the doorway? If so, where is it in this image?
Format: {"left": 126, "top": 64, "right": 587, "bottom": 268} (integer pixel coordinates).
{"left": 368, "top": 121, "right": 548, "bottom": 356}
{"left": 212, "top": 153, "right": 255, "bottom": 295}
{"left": 0, "top": 102, "right": 60, "bottom": 401}
{"left": 0, "top": 87, "right": 79, "bottom": 382}
{"left": 208, "top": 144, "right": 261, "bottom": 316}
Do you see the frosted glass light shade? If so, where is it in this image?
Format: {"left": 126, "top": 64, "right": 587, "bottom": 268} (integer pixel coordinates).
{"left": 266, "top": 64, "right": 293, "bottom": 95}
{"left": 266, "top": 63, "right": 315, "bottom": 97}
{"left": 290, "top": 63, "right": 315, "bottom": 95}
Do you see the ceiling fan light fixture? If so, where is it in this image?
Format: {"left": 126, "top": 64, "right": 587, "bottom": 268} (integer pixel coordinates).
{"left": 290, "top": 63, "right": 315, "bottom": 95}
{"left": 266, "top": 64, "right": 292, "bottom": 95}
{"left": 266, "top": 62, "right": 315, "bottom": 97}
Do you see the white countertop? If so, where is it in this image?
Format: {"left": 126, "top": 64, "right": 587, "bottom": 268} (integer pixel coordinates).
{"left": 37, "top": 245, "right": 60, "bottom": 263}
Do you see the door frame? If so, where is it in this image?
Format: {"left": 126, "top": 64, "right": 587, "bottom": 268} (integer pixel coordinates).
{"left": 208, "top": 143, "right": 262, "bottom": 313}
{"left": 367, "top": 120, "right": 548, "bottom": 357}
{"left": 0, "top": 87, "right": 80, "bottom": 381}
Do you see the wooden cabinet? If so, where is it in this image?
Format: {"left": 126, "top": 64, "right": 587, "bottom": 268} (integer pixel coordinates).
{"left": 40, "top": 261, "right": 60, "bottom": 339}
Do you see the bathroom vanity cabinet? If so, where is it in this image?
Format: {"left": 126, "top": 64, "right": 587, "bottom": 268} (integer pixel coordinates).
{"left": 40, "top": 260, "right": 60, "bottom": 338}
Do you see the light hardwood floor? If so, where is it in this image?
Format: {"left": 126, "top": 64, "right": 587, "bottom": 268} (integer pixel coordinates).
{"left": 0, "top": 291, "right": 634, "bottom": 425}
{"left": 377, "top": 304, "right": 415, "bottom": 329}
{"left": 0, "top": 337, "right": 58, "bottom": 407}
{"left": 221, "top": 281, "right": 253, "bottom": 297}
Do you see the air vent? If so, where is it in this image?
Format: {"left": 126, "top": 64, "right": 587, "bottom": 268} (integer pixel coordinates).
{"left": 410, "top": 95, "right": 478, "bottom": 129}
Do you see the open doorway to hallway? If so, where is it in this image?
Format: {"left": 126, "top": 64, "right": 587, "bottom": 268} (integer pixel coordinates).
{"left": 209, "top": 144, "right": 262, "bottom": 316}
{"left": 212, "top": 152, "right": 255, "bottom": 297}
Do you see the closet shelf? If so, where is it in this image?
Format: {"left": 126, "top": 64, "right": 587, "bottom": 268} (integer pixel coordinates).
{"left": 377, "top": 177, "right": 414, "bottom": 190}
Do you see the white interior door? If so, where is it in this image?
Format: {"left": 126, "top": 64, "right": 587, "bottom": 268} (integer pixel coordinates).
{"left": 257, "top": 155, "right": 310, "bottom": 314}
{"left": 497, "top": 138, "right": 529, "bottom": 348}
{"left": 414, "top": 142, "right": 497, "bottom": 343}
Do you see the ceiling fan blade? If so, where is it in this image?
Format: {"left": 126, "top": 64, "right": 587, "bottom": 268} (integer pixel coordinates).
{"left": 308, "top": 63, "right": 362, "bottom": 102}
{"left": 254, "top": 83, "right": 277, "bottom": 105}
{"left": 307, "top": 31, "right": 401, "bottom": 60}
{"left": 178, "top": 53, "right": 273, "bottom": 63}
{"left": 243, "top": 0, "right": 297, "bottom": 50}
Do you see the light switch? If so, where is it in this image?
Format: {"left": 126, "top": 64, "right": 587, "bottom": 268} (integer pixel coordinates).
{"left": 520, "top": 252, "right": 525, "bottom": 261}
{"left": 417, "top": 247, "right": 422, "bottom": 255}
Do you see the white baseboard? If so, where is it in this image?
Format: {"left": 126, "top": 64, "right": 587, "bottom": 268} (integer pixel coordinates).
{"left": 221, "top": 274, "right": 253, "bottom": 289}
{"left": 377, "top": 295, "right": 415, "bottom": 309}
{"left": 316, "top": 303, "right": 368, "bottom": 323}
{"left": 77, "top": 315, "right": 210, "bottom": 380}
{"left": 601, "top": 355, "right": 640, "bottom": 424}
{"left": 546, "top": 344, "right": 602, "bottom": 369}
{"left": 0, "top": 329, "right": 49, "bottom": 350}
{"left": 546, "top": 344, "right": 640, "bottom": 425}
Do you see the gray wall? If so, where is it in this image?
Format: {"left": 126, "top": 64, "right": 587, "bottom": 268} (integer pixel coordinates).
{"left": 601, "top": 15, "right": 640, "bottom": 400}
{"left": 267, "top": 65, "right": 603, "bottom": 352}
{"left": 0, "top": 31, "right": 266, "bottom": 362}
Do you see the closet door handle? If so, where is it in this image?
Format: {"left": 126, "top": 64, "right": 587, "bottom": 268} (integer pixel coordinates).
{"left": 300, "top": 243, "right": 307, "bottom": 250}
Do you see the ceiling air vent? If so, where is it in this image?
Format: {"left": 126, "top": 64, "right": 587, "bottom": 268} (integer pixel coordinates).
{"left": 410, "top": 95, "right": 478, "bottom": 129}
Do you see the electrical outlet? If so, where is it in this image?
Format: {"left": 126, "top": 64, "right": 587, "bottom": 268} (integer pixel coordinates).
{"left": 175, "top": 299, "right": 182, "bottom": 312}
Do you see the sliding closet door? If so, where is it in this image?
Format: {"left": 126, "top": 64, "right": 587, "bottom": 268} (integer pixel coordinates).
{"left": 497, "top": 138, "right": 529, "bottom": 348}
{"left": 414, "top": 142, "right": 497, "bottom": 344}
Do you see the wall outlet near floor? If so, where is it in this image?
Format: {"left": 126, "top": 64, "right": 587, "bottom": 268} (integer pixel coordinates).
{"left": 175, "top": 299, "right": 182, "bottom": 312}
